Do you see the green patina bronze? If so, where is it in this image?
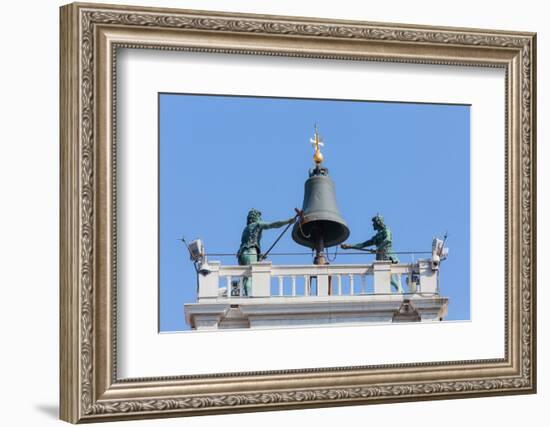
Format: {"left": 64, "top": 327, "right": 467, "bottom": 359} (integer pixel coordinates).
{"left": 237, "top": 208, "right": 294, "bottom": 296}
{"left": 341, "top": 214, "right": 403, "bottom": 292}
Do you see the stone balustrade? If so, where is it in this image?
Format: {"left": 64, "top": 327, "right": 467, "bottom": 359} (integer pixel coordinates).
{"left": 196, "top": 259, "right": 439, "bottom": 301}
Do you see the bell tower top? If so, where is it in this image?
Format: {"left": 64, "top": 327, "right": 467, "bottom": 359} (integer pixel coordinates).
{"left": 310, "top": 124, "right": 325, "bottom": 166}
{"left": 308, "top": 125, "right": 329, "bottom": 177}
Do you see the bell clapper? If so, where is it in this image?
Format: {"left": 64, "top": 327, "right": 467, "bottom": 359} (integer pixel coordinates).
{"left": 312, "top": 225, "right": 328, "bottom": 265}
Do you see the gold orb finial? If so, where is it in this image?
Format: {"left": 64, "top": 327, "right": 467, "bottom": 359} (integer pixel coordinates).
{"left": 313, "top": 149, "right": 324, "bottom": 164}
{"left": 310, "top": 124, "right": 325, "bottom": 165}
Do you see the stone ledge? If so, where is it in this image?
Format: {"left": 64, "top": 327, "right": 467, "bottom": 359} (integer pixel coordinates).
{"left": 184, "top": 295, "right": 448, "bottom": 330}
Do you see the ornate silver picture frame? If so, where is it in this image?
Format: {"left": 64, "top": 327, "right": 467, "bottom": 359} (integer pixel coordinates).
{"left": 60, "top": 2, "right": 536, "bottom": 423}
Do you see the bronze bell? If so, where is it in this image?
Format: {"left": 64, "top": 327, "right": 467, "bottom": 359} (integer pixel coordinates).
{"left": 292, "top": 166, "right": 349, "bottom": 264}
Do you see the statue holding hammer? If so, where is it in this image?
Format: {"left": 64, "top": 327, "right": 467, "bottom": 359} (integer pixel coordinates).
{"left": 341, "top": 214, "right": 403, "bottom": 292}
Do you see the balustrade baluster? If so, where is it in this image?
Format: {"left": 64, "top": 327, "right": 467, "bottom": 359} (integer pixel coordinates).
{"left": 226, "top": 276, "right": 232, "bottom": 299}
{"left": 278, "top": 276, "right": 284, "bottom": 296}
{"left": 291, "top": 275, "right": 296, "bottom": 296}
{"left": 238, "top": 276, "right": 244, "bottom": 297}
{"left": 337, "top": 275, "right": 342, "bottom": 295}
{"left": 304, "top": 275, "right": 309, "bottom": 296}
{"left": 349, "top": 274, "right": 354, "bottom": 295}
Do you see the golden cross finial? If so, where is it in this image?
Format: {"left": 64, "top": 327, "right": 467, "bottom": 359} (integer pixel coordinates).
{"left": 309, "top": 124, "right": 324, "bottom": 165}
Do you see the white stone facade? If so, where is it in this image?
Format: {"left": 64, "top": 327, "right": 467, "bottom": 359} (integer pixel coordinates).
{"left": 184, "top": 260, "right": 449, "bottom": 330}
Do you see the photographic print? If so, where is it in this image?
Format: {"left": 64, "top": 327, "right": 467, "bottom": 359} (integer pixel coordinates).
{"left": 159, "top": 94, "right": 470, "bottom": 331}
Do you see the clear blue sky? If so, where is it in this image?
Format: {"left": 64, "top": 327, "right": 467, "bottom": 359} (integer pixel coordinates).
{"left": 159, "top": 93, "right": 470, "bottom": 332}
